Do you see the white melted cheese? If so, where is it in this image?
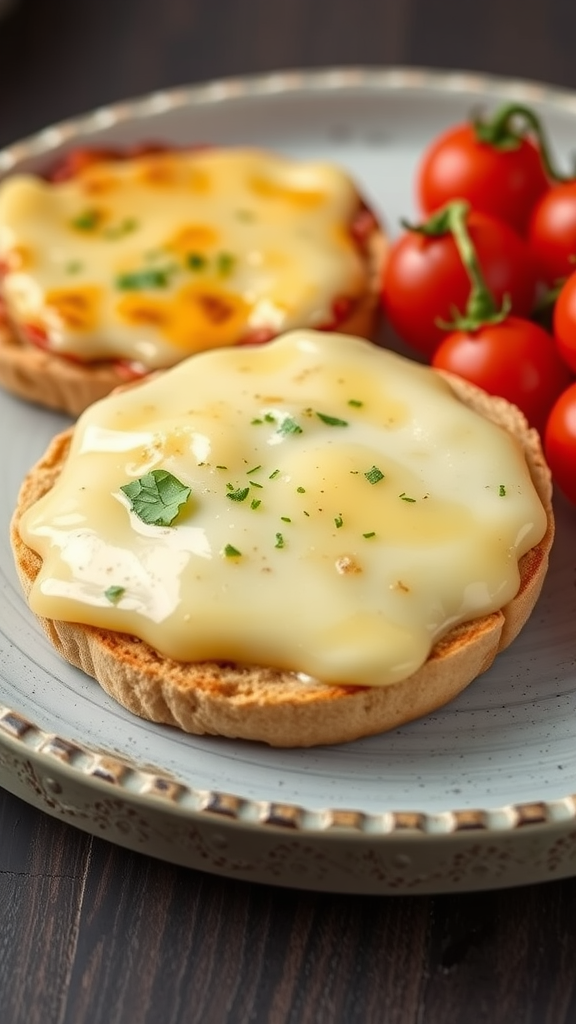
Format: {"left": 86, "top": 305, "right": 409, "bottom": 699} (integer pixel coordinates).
{"left": 0, "top": 149, "right": 366, "bottom": 369}
{"left": 19, "top": 330, "right": 548, "bottom": 687}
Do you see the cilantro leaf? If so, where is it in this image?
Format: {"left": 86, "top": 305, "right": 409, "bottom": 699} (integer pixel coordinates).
{"left": 120, "top": 470, "right": 191, "bottom": 526}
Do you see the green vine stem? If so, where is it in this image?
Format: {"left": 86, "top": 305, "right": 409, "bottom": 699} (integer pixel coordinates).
{"left": 402, "top": 200, "right": 510, "bottom": 332}
{"left": 473, "top": 102, "right": 572, "bottom": 183}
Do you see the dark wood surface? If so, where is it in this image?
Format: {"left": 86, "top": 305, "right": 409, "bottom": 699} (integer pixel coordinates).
{"left": 1, "top": 1, "right": 576, "bottom": 1021}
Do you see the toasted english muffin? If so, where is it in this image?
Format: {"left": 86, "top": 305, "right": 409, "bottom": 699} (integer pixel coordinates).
{"left": 10, "top": 331, "right": 554, "bottom": 747}
{"left": 0, "top": 146, "right": 386, "bottom": 415}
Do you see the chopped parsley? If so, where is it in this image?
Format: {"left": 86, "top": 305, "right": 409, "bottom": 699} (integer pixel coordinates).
{"left": 216, "top": 251, "right": 236, "bottom": 276}
{"left": 65, "top": 259, "right": 83, "bottom": 275}
{"left": 104, "top": 585, "right": 125, "bottom": 604}
{"left": 246, "top": 465, "right": 262, "bottom": 475}
{"left": 250, "top": 499, "right": 261, "bottom": 510}
{"left": 71, "top": 208, "right": 102, "bottom": 231}
{"left": 277, "top": 416, "right": 303, "bottom": 436}
{"left": 120, "top": 470, "right": 191, "bottom": 527}
{"left": 224, "top": 544, "right": 242, "bottom": 557}
{"left": 399, "top": 492, "right": 416, "bottom": 502}
{"left": 316, "top": 411, "right": 349, "bottom": 427}
{"left": 280, "top": 516, "right": 291, "bottom": 523}
{"left": 499, "top": 484, "right": 507, "bottom": 496}
{"left": 296, "top": 486, "right": 306, "bottom": 493}
{"left": 348, "top": 399, "right": 363, "bottom": 408}
{"left": 269, "top": 469, "right": 280, "bottom": 480}
{"left": 104, "top": 217, "right": 138, "bottom": 240}
{"left": 186, "top": 252, "right": 207, "bottom": 271}
{"left": 334, "top": 515, "right": 344, "bottom": 529}
{"left": 116, "top": 266, "right": 176, "bottom": 290}
{"left": 275, "top": 532, "right": 285, "bottom": 548}
{"left": 363, "top": 531, "right": 376, "bottom": 539}
{"left": 226, "top": 486, "right": 250, "bottom": 502}
{"left": 364, "top": 466, "right": 385, "bottom": 485}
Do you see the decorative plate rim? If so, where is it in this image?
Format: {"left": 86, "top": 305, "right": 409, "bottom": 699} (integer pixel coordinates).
{"left": 1, "top": 65, "right": 575, "bottom": 846}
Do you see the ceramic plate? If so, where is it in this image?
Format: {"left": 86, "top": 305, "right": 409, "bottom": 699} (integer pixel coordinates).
{"left": 1, "top": 67, "right": 575, "bottom": 894}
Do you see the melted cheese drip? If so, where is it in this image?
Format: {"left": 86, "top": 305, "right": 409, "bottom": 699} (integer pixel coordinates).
{"left": 20, "top": 331, "right": 548, "bottom": 687}
{"left": 0, "top": 150, "right": 366, "bottom": 369}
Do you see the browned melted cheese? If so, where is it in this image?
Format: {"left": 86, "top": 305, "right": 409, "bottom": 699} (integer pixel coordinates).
{"left": 0, "top": 149, "right": 367, "bottom": 368}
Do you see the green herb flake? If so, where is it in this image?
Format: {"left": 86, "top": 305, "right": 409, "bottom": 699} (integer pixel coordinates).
{"left": 250, "top": 481, "right": 263, "bottom": 489}
{"left": 251, "top": 418, "right": 263, "bottom": 425}
{"left": 216, "top": 252, "right": 236, "bottom": 276}
{"left": 216, "top": 465, "right": 228, "bottom": 470}
{"left": 316, "top": 411, "right": 349, "bottom": 427}
{"left": 296, "top": 486, "right": 306, "bottom": 493}
{"left": 280, "top": 516, "right": 291, "bottom": 523}
{"left": 71, "top": 208, "right": 101, "bottom": 231}
{"left": 104, "top": 217, "right": 138, "bottom": 240}
{"left": 224, "top": 544, "right": 242, "bottom": 558}
{"left": 363, "top": 531, "right": 376, "bottom": 539}
{"left": 364, "top": 466, "right": 385, "bottom": 485}
{"left": 269, "top": 469, "right": 280, "bottom": 480}
{"left": 65, "top": 259, "right": 83, "bottom": 275}
{"left": 120, "top": 470, "right": 191, "bottom": 527}
{"left": 499, "top": 484, "right": 507, "bottom": 496}
{"left": 277, "top": 416, "right": 303, "bottom": 436}
{"left": 246, "top": 465, "right": 262, "bottom": 475}
{"left": 334, "top": 514, "right": 344, "bottom": 529}
{"left": 226, "top": 486, "right": 250, "bottom": 503}
{"left": 250, "top": 499, "right": 261, "bottom": 510}
{"left": 264, "top": 413, "right": 276, "bottom": 423}
{"left": 186, "top": 252, "right": 207, "bottom": 271}
{"left": 275, "top": 532, "right": 285, "bottom": 549}
{"left": 348, "top": 399, "right": 363, "bottom": 408}
{"left": 116, "top": 266, "right": 176, "bottom": 290}
{"left": 104, "top": 585, "right": 125, "bottom": 604}
{"left": 399, "top": 492, "right": 416, "bottom": 503}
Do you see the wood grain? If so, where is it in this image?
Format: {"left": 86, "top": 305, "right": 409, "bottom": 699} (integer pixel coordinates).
{"left": 1, "top": 0, "right": 576, "bottom": 1020}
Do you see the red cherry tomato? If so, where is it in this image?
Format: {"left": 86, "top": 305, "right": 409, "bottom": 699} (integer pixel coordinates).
{"left": 528, "top": 181, "right": 576, "bottom": 286}
{"left": 554, "top": 270, "right": 576, "bottom": 373}
{"left": 381, "top": 211, "right": 537, "bottom": 358}
{"left": 544, "top": 382, "right": 576, "bottom": 505}
{"left": 431, "top": 316, "right": 572, "bottom": 435}
{"left": 417, "top": 123, "right": 549, "bottom": 235}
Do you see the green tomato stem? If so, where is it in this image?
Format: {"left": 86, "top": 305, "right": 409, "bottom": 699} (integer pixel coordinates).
{"left": 473, "top": 102, "right": 572, "bottom": 183}
{"left": 402, "top": 200, "right": 508, "bottom": 331}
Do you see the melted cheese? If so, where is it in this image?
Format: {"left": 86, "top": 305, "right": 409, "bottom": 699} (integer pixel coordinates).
{"left": 19, "top": 330, "right": 548, "bottom": 687}
{"left": 0, "top": 150, "right": 366, "bottom": 369}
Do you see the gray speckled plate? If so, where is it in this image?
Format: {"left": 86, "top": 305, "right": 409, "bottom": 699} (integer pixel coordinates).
{"left": 1, "top": 67, "right": 576, "bottom": 894}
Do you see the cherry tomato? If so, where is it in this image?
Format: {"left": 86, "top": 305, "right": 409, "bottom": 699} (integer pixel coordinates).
{"left": 553, "top": 270, "right": 576, "bottom": 374}
{"left": 431, "top": 316, "right": 572, "bottom": 435}
{"left": 417, "top": 123, "right": 549, "bottom": 235}
{"left": 381, "top": 211, "right": 537, "bottom": 358}
{"left": 528, "top": 181, "right": 576, "bottom": 285}
{"left": 544, "top": 382, "right": 576, "bottom": 505}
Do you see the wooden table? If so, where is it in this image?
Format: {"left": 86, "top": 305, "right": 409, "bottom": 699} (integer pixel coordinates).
{"left": 1, "top": 1, "right": 576, "bottom": 1021}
